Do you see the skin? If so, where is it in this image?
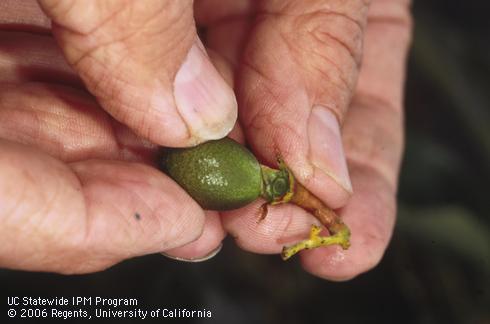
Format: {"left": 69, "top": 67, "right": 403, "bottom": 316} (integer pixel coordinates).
{"left": 0, "top": 0, "right": 411, "bottom": 279}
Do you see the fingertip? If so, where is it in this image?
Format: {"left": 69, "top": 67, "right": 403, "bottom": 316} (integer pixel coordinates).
{"left": 41, "top": 0, "right": 237, "bottom": 148}
{"left": 161, "top": 211, "right": 226, "bottom": 261}
{"left": 299, "top": 237, "right": 387, "bottom": 281}
{"left": 148, "top": 41, "right": 238, "bottom": 147}
{"left": 298, "top": 170, "right": 396, "bottom": 280}
{"left": 162, "top": 243, "right": 223, "bottom": 263}
{"left": 173, "top": 41, "right": 238, "bottom": 145}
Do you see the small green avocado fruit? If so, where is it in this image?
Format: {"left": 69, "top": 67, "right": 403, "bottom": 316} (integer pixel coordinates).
{"left": 161, "top": 137, "right": 262, "bottom": 210}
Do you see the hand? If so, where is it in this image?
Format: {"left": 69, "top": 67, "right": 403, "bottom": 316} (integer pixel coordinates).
{"left": 0, "top": 0, "right": 412, "bottom": 280}
{"left": 205, "top": 0, "right": 412, "bottom": 280}
{"left": 0, "top": 0, "right": 237, "bottom": 273}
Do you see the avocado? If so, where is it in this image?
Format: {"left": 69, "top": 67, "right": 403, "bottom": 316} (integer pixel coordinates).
{"left": 161, "top": 137, "right": 262, "bottom": 210}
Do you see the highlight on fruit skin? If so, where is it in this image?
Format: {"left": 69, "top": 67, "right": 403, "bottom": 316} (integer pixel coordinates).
{"left": 159, "top": 137, "right": 351, "bottom": 260}
{"left": 161, "top": 137, "right": 262, "bottom": 210}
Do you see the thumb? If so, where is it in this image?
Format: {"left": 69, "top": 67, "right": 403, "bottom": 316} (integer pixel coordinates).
{"left": 37, "top": 0, "right": 237, "bottom": 147}
{"left": 238, "top": 0, "right": 369, "bottom": 208}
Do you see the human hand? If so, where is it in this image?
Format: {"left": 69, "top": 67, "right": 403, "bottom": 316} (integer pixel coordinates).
{"left": 200, "top": 0, "right": 412, "bottom": 280}
{"left": 0, "top": 0, "right": 237, "bottom": 273}
{"left": 0, "top": 0, "right": 412, "bottom": 280}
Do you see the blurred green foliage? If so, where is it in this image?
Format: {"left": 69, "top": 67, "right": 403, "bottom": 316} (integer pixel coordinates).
{"left": 1, "top": 1, "right": 489, "bottom": 323}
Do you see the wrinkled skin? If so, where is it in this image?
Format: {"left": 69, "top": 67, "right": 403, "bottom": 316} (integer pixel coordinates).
{"left": 0, "top": 0, "right": 411, "bottom": 279}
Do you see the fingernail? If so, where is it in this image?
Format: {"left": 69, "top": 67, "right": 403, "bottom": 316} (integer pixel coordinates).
{"left": 174, "top": 42, "right": 237, "bottom": 144}
{"left": 161, "top": 243, "right": 223, "bottom": 263}
{"left": 308, "top": 106, "right": 352, "bottom": 193}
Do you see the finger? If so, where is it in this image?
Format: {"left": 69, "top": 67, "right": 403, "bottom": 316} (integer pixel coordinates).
{"left": 71, "top": 159, "right": 207, "bottom": 269}
{"left": 224, "top": 0, "right": 368, "bottom": 257}
{"left": 194, "top": 0, "right": 252, "bottom": 141}
{"left": 301, "top": 163, "right": 397, "bottom": 280}
{"left": 300, "top": 0, "right": 413, "bottom": 280}
{"left": 162, "top": 211, "right": 225, "bottom": 261}
{"left": 0, "top": 38, "right": 240, "bottom": 162}
{"left": 223, "top": 200, "right": 316, "bottom": 254}
{"left": 37, "top": 0, "right": 237, "bottom": 147}
{"left": 0, "top": 139, "right": 207, "bottom": 274}
{"left": 0, "top": 31, "right": 80, "bottom": 86}
{"left": 206, "top": 48, "right": 246, "bottom": 143}
{"left": 224, "top": 0, "right": 412, "bottom": 280}
{"left": 0, "top": 82, "right": 155, "bottom": 162}
{"left": 0, "top": 44, "right": 238, "bottom": 163}
{"left": 0, "top": 0, "right": 51, "bottom": 33}
{"left": 237, "top": 0, "right": 370, "bottom": 209}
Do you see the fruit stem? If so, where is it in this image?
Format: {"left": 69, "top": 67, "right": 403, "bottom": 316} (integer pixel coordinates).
{"left": 259, "top": 160, "right": 351, "bottom": 259}
{"left": 290, "top": 182, "right": 349, "bottom": 236}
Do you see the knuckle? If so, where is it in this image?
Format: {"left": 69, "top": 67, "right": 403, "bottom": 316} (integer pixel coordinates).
{"left": 266, "top": 5, "right": 367, "bottom": 117}
{"left": 295, "top": 10, "right": 363, "bottom": 94}
{"left": 301, "top": 10, "right": 363, "bottom": 67}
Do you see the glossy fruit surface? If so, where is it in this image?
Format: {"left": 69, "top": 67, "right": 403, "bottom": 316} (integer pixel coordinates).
{"left": 161, "top": 137, "right": 262, "bottom": 210}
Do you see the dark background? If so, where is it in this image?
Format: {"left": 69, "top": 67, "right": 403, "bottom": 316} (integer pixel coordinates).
{"left": 2, "top": 1, "right": 489, "bottom": 323}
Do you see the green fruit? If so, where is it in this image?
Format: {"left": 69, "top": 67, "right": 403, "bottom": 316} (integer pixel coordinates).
{"left": 161, "top": 137, "right": 262, "bottom": 210}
